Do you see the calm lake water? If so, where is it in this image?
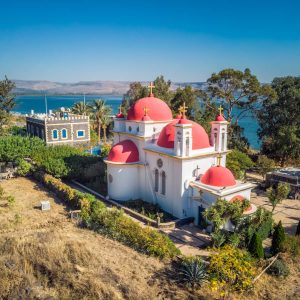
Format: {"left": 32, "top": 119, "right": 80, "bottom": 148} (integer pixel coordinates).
{"left": 13, "top": 95, "right": 260, "bottom": 150}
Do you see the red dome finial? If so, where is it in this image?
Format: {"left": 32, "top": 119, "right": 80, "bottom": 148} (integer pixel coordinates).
{"left": 178, "top": 102, "right": 188, "bottom": 119}
{"left": 116, "top": 104, "right": 124, "bottom": 118}
{"left": 215, "top": 105, "right": 226, "bottom": 121}
{"left": 148, "top": 82, "right": 155, "bottom": 97}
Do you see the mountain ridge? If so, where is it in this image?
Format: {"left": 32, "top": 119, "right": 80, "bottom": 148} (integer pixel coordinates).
{"left": 13, "top": 80, "right": 206, "bottom": 95}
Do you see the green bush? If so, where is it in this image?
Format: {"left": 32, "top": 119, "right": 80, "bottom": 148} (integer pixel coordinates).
{"left": 248, "top": 232, "right": 264, "bottom": 259}
{"left": 211, "top": 231, "right": 226, "bottom": 248}
{"left": 226, "top": 150, "right": 254, "bottom": 180}
{"left": 272, "top": 221, "right": 286, "bottom": 254}
{"left": 16, "top": 159, "right": 32, "bottom": 176}
{"left": 0, "top": 136, "right": 44, "bottom": 162}
{"left": 7, "top": 195, "right": 15, "bottom": 206}
{"left": 283, "top": 235, "right": 300, "bottom": 257}
{"left": 177, "top": 256, "right": 207, "bottom": 288}
{"left": 34, "top": 171, "right": 180, "bottom": 259}
{"left": 267, "top": 259, "right": 289, "bottom": 277}
{"left": 227, "top": 233, "right": 241, "bottom": 248}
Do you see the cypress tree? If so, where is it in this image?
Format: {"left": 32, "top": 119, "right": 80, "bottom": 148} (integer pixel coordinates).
{"left": 248, "top": 232, "right": 264, "bottom": 259}
{"left": 271, "top": 221, "right": 286, "bottom": 254}
{"left": 296, "top": 220, "right": 300, "bottom": 236}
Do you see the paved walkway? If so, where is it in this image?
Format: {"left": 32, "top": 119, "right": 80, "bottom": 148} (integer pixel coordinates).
{"left": 251, "top": 191, "right": 300, "bottom": 235}
{"left": 162, "top": 224, "right": 211, "bottom": 256}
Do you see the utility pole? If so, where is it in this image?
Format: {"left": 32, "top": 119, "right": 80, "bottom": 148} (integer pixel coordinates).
{"left": 44, "top": 93, "right": 48, "bottom": 115}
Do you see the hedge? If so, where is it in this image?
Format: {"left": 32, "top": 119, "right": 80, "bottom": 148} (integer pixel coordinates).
{"left": 33, "top": 171, "right": 180, "bottom": 259}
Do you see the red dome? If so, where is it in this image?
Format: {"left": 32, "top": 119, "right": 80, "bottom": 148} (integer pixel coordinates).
{"left": 116, "top": 112, "right": 125, "bottom": 118}
{"left": 127, "top": 95, "right": 172, "bottom": 121}
{"left": 157, "top": 119, "right": 210, "bottom": 149}
{"left": 200, "top": 166, "right": 236, "bottom": 187}
{"left": 107, "top": 140, "right": 139, "bottom": 163}
{"left": 216, "top": 114, "right": 226, "bottom": 121}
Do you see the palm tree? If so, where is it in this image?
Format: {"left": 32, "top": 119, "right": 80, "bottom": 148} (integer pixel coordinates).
{"left": 90, "top": 99, "right": 112, "bottom": 144}
{"left": 71, "top": 101, "right": 91, "bottom": 115}
{"left": 101, "top": 114, "right": 112, "bottom": 143}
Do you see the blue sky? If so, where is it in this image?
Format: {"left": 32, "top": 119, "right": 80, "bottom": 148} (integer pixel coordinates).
{"left": 0, "top": 0, "right": 299, "bottom": 82}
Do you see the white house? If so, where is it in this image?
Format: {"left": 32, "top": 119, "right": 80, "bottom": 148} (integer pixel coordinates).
{"left": 105, "top": 85, "right": 256, "bottom": 227}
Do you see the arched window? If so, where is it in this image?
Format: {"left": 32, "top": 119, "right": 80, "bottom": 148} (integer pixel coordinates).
{"left": 214, "top": 133, "right": 217, "bottom": 151}
{"left": 185, "top": 137, "right": 189, "bottom": 156}
{"left": 52, "top": 129, "right": 58, "bottom": 140}
{"left": 154, "top": 169, "right": 159, "bottom": 192}
{"left": 61, "top": 128, "right": 67, "bottom": 139}
{"left": 161, "top": 171, "right": 166, "bottom": 195}
{"left": 221, "top": 133, "right": 225, "bottom": 151}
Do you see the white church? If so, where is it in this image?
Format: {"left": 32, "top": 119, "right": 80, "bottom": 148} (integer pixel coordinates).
{"left": 105, "top": 83, "right": 256, "bottom": 226}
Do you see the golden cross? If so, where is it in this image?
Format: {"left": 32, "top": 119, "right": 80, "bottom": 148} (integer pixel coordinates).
{"left": 179, "top": 102, "right": 188, "bottom": 118}
{"left": 218, "top": 105, "right": 223, "bottom": 115}
{"left": 144, "top": 106, "right": 150, "bottom": 116}
{"left": 216, "top": 154, "right": 222, "bottom": 166}
{"left": 148, "top": 82, "right": 155, "bottom": 95}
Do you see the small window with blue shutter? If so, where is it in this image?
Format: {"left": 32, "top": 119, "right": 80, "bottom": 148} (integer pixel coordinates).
{"left": 52, "top": 129, "right": 58, "bottom": 140}
{"left": 61, "top": 128, "right": 67, "bottom": 139}
{"left": 77, "top": 130, "right": 85, "bottom": 138}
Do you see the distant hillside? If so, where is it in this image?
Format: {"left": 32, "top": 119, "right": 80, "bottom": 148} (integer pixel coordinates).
{"left": 13, "top": 80, "right": 206, "bottom": 95}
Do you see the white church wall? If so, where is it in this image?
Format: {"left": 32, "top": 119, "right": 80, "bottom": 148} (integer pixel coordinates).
{"left": 107, "top": 164, "right": 140, "bottom": 201}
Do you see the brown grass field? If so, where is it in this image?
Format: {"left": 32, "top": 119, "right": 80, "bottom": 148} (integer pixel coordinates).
{"left": 0, "top": 177, "right": 299, "bottom": 299}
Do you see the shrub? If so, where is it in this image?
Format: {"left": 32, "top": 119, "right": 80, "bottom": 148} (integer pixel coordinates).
{"left": 0, "top": 185, "right": 4, "bottom": 199}
{"left": 0, "top": 136, "right": 44, "bottom": 162}
{"left": 256, "top": 155, "right": 276, "bottom": 179}
{"left": 177, "top": 256, "right": 207, "bottom": 288}
{"left": 248, "top": 232, "right": 264, "bottom": 259}
{"left": 283, "top": 235, "right": 300, "bottom": 257}
{"left": 7, "top": 195, "right": 16, "bottom": 206}
{"left": 271, "top": 221, "right": 286, "bottom": 254}
{"left": 211, "top": 231, "right": 226, "bottom": 248}
{"left": 296, "top": 220, "right": 300, "bottom": 236}
{"left": 209, "top": 245, "right": 256, "bottom": 292}
{"left": 226, "top": 150, "right": 254, "bottom": 180}
{"left": 100, "top": 143, "right": 112, "bottom": 159}
{"left": 227, "top": 233, "right": 241, "bottom": 248}
{"left": 267, "top": 183, "right": 290, "bottom": 213}
{"left": 16, "top": 159, "right": 32, "bottom": 176}
{"left": 267, "top": 259, "right": 289, "bottom": 277}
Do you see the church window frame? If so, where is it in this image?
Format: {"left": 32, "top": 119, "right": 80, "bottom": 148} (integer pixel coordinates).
{"left": 154, "top": 169, "right": 159, "bottom": 192}
{"left": 61, "top": 128, "right": 68, "bottom": 139}
{"left": 52, "top": 129, "right": 58, "bottom": 140}
{"left": 221, "top": 132, "right": 225, "bottom": 151}
{"left": 161, "top": 171, "right": 166, "bottom": 195}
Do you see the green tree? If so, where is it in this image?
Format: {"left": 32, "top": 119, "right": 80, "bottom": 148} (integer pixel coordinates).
{"left": 256, "top": 155, "right": 276, "bottom": 179}
{"left": 71, "top": 101, "right": 91, "bottom": 115}
{"left": 267, "top": 183, "right": 290, "bottom": 213}
{"left": 248, "top": 232, "right": 264, "bottom": 259}
{"left": 152, "top": 75, "right": 173, "bottom": 105}
{"left": 226, "top": 149, "right": 254, "bottom": 179}
{"left": 0, "top": 76, "right": 16, "bottom": 133}
{"left": 257, "top": 76, "right": 300, "bottom": 166}
{"left": 101, "top": 114, "right": 112, "bottom": 143}
{"left": 121, "top": 82, "right": 148, "bottom": 111}
{"left": 271, "top": 221, "right": 286, "bottom": 254}
{"left": 170, "top": 85, "right": 197, "bottom": 118}
{"left": 90, "top": 99, "right": 112, "bottom": 144}
{"left": 202, "top": 68, "right": 275, "bottom": 150}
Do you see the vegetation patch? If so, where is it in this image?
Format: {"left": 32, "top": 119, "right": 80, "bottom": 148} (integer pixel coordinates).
{"left": 33, "top": 171, "right": 180, "bottom": 259}
{"left": 122, "top": 199, "right": 174, "bottom": 222}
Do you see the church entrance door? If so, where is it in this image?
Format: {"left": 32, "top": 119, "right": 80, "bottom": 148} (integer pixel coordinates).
{"left": 198, "top": 205, "right": 206, "bottom": 229}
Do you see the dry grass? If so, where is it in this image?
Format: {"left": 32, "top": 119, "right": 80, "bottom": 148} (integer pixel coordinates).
{"left": 0, "top": 178, "right": 299, "bottom": 300}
